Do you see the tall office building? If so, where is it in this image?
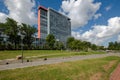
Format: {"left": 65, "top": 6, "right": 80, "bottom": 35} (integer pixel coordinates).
{"left": 38, "top": 6, "right": 71, "bottom": 44}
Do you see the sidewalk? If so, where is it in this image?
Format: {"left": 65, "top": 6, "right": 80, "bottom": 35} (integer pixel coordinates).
{"left": 110, "top": 64, "right": 120, "bottom": 80}
{"left": 0, "top": 53, "right": 120, "bottom": 71}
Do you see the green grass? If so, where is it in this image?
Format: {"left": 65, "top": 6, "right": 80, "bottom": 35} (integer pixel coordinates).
{"left": 0, "top": 50, "right": 105, "bottom": 60}
{"left": 0, "top": 56, "right": 119, "bottom": 80}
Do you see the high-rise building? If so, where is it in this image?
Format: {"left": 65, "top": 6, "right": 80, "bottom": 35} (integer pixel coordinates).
{"left": 38, "top": 6, "right": 71, "bottom": 44}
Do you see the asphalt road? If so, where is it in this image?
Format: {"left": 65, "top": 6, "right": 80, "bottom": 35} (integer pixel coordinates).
{"left": 0, "top": 53, "right": 120, "bottom": 71}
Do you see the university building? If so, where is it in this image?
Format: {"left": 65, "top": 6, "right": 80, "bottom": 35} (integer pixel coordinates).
{"left": 38, "top": 6, "right": 71, "bottom": 44}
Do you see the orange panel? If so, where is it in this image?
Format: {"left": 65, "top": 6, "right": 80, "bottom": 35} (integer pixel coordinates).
{"left": 38, "top": 9, "right": 41, "bottom": 39}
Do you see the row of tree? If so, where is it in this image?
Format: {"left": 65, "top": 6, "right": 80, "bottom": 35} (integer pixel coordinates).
{"left": 108, "top": 41, "right": 120, "bottom": 50}
{"left": 0, "top": 18, "right": 105, "bottom": 51}
{"left": 0, "top": 18, "right": 65, "bottom": 50}
{"left": 0, "top": 18, "right": 37, "bottom": 50}
{"left": 38, "top": 34, "right": 105, "bottom": 51}
{"left": 66, "top": 37, "right": 105, "bottom": 51}
{"left": 1, "top": 18, "right": 118, "bottom": 51}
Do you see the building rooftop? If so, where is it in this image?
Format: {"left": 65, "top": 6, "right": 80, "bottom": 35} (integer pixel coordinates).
{"left": 38, "top": 6, "right": 48, "bottom": 11}
{"left": 38, "top": 6, "right": 70, "bottom": 20}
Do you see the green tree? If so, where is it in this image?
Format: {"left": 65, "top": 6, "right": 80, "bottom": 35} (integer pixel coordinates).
{"left": 114, "top": 41, "right": 119, "bottom": 50}
{"left": 0, "top": 24, "right": 5, "bottom": 45}
{"left": 2, "top": 18, "right": 20, "bottom": 49}
{"left": 54, "top": 41, "right": 64, "bottom": 50}
{"left": 66, "top": 37, "right": 75, "bottom": 50}
{"left": 91, "top": 44, "right": 97, "bottom": 50}
{"left": 46, "top": 34, "right": 55, "bottom": 49}
{"left": 81, "top": 41, "right": 91, "bottom": 51}
{"left": 71, "top": 40, "right": 80, "bottom": 51}
{"left": 108, "top": 41, "right": 120, "bottom": 50}
{"left": 98, "top": 46, "right": 105, "bottom": 50}
{"left": 20, "top": 23, "right": 37, "bottom": 49}
{"left": 108, "top": 42, "right": 114, "bottom": 50}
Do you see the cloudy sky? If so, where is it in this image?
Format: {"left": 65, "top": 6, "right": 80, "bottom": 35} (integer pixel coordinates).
{"left": 0, "top": 0, "right": 120, "bottom": 46}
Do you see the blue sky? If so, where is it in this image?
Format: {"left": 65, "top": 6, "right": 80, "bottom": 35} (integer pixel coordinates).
{"left": 0, "top": 0, "right": 120, "bottom": 46}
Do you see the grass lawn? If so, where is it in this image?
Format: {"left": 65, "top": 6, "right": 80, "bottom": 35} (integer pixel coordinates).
{"left": 0, "top": 56, "right": 119, "bottom": 80}
{"left": 0, "top": 50, "right": 106, "bottom": 60}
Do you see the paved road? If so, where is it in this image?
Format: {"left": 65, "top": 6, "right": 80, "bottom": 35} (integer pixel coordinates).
{"left": 0, "top": 53, "right": 120, "bottom": 71}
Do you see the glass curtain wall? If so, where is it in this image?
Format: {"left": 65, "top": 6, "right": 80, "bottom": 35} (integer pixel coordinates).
{"left": 49, "top": 8, "right": 71, "bottom": 43}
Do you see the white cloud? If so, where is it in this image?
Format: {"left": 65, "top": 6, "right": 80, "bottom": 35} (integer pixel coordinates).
{"left": 0, "top": 0, "right": 37, "bottom": 25}
{"left": 72, "top": 31, "right": 81, "bottom": 39}
{"left": 94, "top": 13, "right": 102, "bottom": 19}
{"left": 60, "top": 0, "right": 101, "bottom": 29}
{"left": 105, "top": 6, "right": 111, "bottom": 11}
{"left": 117, "top": 35, "right": 120, "bottom": 42}
{"left": 72, "top": 17, "right": 120, "bottom": 45}
{"left": 0, "top": 13, "right": 8, "bottom": 23}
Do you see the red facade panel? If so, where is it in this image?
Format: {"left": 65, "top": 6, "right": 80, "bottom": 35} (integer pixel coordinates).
{"left": 38, "top": 6, "right": 48, "bottom": 11}
{"left": 38, "top": 6, "right": 48, "bottom": 39}
{"left": 38, "top": 9, "right": 41, "bottom": 39}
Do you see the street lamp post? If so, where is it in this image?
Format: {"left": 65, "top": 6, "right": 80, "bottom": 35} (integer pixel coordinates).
{"left": 18, "top": 32, "right": 25, "bottom": 63}
{"left": 21, "top": 35, "right": 24, "bottom": 63}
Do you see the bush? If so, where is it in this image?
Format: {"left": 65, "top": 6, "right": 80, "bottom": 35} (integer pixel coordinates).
{"left": 0, "top": 43, "right": 5, "bottom": 50}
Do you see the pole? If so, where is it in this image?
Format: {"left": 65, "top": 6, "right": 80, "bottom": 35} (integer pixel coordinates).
{"left": 35, "top": 35, "right": 37, "bottom": 47}
{"left": 35, "top": 38, "right": 37, "bottom": 48}
{"left": 21, "top": 37, "right": 23, "bottom": 63}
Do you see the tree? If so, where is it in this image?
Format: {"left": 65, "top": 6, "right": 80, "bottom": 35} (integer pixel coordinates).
{"left": 108, "top": 42, "right": 115, "bottom": 50}
{"left": 81, "top": 41, "right": 91, "bottom": 51}
{"left": 2, "top": 18, "right": 20, "bottom": 49}
{"left": 108, "top": 41, "right": 120, "bottom": 50}
{"left": 66, "top": 37, "right": 75, "bottom": 50}
{"left": 71, "top": 39, "right": 81, "bottom": 51}
{"left": 54, "top": 41, "right": 64, "bottom": 50}
{"left": 20, "top": 23, "right": 37, "bottom": 49}
{"left": 0, "top": 24, "right": 5, "bottom": 45}
{"left": 98, "top": 46, "right": 105, "bottom": 50}
{"left": 46, "top": 34, "right": 55, "bottom": 49}
{"left": 0, "top": 18, "right": 37, "bottom": 50}
{"left": 91, "top": 44, "right": 97, "bottom": 50}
